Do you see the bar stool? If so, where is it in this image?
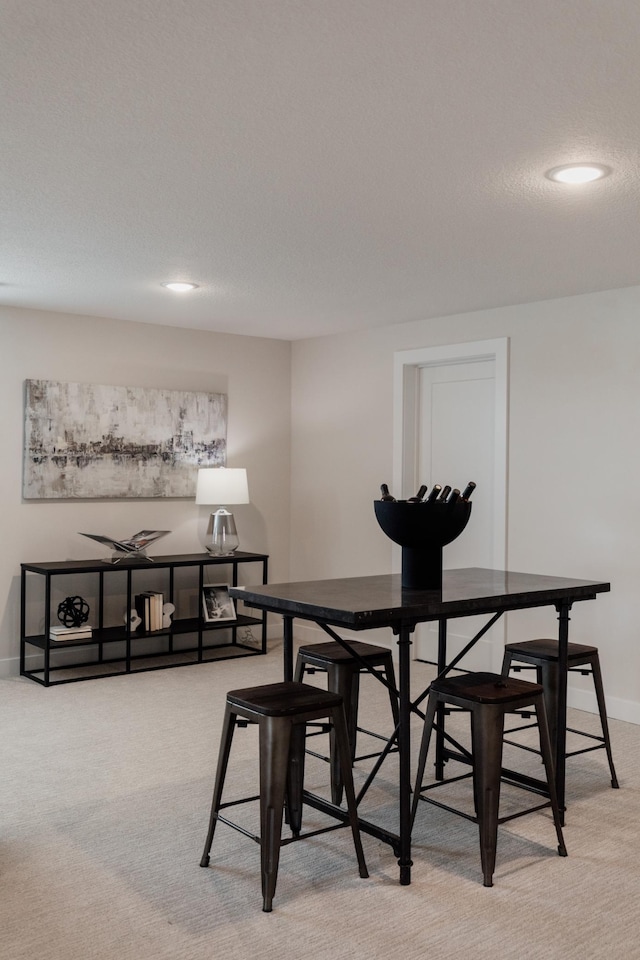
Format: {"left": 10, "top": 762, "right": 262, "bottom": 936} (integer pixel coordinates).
{"left": 294, "top": 640, "right": 399, "bottom": 804}
{"left": 412, "top": 671, "right": 567, "bottom": 887}
{"left": 501, "top": 639, "right": 619, "bottom": 788}
{"left": 199, "top": 680, "right": 369, "bottom": 912}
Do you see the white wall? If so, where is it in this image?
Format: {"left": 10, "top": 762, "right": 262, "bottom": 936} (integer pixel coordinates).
{"left": 0, "top": 306, "right": 291, "bottom": 675}
{"left": 4, "top": 288, "right": 639, "bottom": 724}
{"left": 290, "top": 286, "right": 640, "bottom": 724}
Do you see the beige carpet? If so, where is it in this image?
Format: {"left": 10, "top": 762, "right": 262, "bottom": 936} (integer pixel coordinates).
{"left": 1, "top": 641, "right": 638, "bottom": 960}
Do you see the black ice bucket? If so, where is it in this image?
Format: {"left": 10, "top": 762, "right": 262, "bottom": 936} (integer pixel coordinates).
{"left": 374, "top": 499, "right": 472, "bottom": 590}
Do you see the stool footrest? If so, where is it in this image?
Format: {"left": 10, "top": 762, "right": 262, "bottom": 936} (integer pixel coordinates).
{"left": 567, "top": 743, "right": 606, "bottom": 758}
{"left": 354, "top": 746, "right": 399, "bottom": 763}
{"left": 442, "top": 748, "right": 553, "bottom": 799}
{"left": 215, "top": 814, "right": 261, "bottom": 844}
{"left": 503, "top": 737, "right": 543, "bottom": 756}
{"left": 219, "top": 794, "right": 261, "bottom": 809}
{"left": 356, "top": 725, "right": 395, "bottom": 743}
{"left": 304, "top": 747, "right": 331, "bottom": 763}
{"left": 280, "top": 820, "right": 351, "bottom": 846}
{"left": 416, "top": 790, "right": 555, "bottom": 826}
{"left": 504, "top": 726, "right": 607, "bottom": 760}
{"left": 567, "top": 726, "right": 605, "bottom": 743}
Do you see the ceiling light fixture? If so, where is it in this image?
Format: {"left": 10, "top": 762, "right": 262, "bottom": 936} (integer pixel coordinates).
{"left": 545, "top": 163, "right": 611, "bottom": 184}
{"left": 161, "top": 281, "right": 199, "bottom": 292}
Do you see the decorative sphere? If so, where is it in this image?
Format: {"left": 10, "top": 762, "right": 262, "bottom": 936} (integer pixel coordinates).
{"left": 57, "top": 595, "right": 90, "bottom": 628}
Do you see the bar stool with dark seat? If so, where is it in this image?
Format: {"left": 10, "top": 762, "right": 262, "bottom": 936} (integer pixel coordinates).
{"left": 200, "top": 680, "right": 369, "bottom": 912}
{"left": 294, "top": 640, "right": 399, "bottom": 805}
{"left": 501, "top": 639, "right": 619, "bottom": 788}
{"left": 412, "top": 671, "right": 567, "bottom": 887}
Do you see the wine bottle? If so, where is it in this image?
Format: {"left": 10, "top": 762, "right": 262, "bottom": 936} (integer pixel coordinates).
{"left": 426, "top": 484, "right": 442, "bottom": 502}
{"left": 447, "top": 488, "right": 461, "bottom": 504}
{"left": 380, "top": 484, "right": 396, "bottom": 502}
{"left": 408, "top": 484, "right": 428, "bottom": 502}
{"left": 461, "top": 481, "right": 476, "bottom": 501}
{"left": 438, "top": 485, "right": 452, "bottom": 501}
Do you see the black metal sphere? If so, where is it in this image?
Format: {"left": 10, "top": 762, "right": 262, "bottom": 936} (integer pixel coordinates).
{"left": 57, "top": 595, "right": 90, "bottom": 628}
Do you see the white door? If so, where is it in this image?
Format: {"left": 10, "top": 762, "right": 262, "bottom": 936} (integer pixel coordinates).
{"left": 393, "top": 339, "right": 508, "bottom": 670}
{"left": 418, "top": 359, "right": 495, "bottom": 570}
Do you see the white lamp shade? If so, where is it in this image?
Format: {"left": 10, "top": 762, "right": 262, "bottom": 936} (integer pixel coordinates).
{"left": 195, "top": 467, "right": 249, "bottom": 505}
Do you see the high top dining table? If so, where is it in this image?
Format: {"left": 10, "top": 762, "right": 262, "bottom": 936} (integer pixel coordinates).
{"left": 231, "top": 567, "right": 610, "bottom": 885}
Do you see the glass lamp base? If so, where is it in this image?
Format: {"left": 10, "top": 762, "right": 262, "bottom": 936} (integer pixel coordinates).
{"left": 205, "top": 542, "right": 239, "bottom": 557}
{"left": 206, "top": 509, "right": 240, "bottom": 556}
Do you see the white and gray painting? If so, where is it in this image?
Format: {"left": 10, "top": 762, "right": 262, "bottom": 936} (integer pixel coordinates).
{"left": 23, "top": 380, "right": 227, "bottom": 499}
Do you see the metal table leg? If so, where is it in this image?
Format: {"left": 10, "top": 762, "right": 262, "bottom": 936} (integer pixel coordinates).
{"left": 435, "top": 617, "right": 447, "bottom": 779}
{"left": 395, "top": 622, "right": 414, "bottom": 884}
{"left": 555, "top": 600, "right": 572, "bottom": 822}
{"left": 283, "top": 615, "right": 294, "bottom": 681}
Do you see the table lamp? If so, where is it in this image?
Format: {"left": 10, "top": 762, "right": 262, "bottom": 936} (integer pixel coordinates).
{"left": 195, "top": 467, "right": 250, "bottom": 556}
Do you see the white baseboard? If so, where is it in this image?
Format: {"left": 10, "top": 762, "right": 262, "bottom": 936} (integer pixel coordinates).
{"left": 0, "top": 656, "right": 18, "bottom": 678}
{"left": 568, "top": 686, "right": 640, "bottom": 726}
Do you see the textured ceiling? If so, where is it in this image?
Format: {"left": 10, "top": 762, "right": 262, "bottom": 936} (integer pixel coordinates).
{"left": 2, "top": 0, "right": 640, "bottom": 340}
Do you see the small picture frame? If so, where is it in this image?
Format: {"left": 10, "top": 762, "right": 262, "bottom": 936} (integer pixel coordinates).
{"left": 202, "top": 583, "right": 237, "bottom": 623}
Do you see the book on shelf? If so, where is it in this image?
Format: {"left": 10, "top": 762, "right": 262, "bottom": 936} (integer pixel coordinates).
{"left": 150, "top": 592, "right": 163, "bottom": 631}
{"left": 135, "top": 591, "right": 163, "bottom": 631}
{"left": 135, "top": 594, "right": 151, "bottom": 631}
{"left": 50, "top": 625, "right": 93, "bottom": 642}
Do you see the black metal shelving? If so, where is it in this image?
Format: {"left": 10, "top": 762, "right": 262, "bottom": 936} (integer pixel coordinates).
{"left": 20, "top": 551, "right": 268, "bottom": 686}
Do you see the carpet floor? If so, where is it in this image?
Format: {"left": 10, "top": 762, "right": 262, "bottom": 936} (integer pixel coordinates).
{"left": 1, "top": 641, "right": 638, "bottom": 960}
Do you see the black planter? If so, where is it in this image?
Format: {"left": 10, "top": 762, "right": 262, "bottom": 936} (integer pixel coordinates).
{"left": 374, "top": 499, "right": 472, "bottom": 590}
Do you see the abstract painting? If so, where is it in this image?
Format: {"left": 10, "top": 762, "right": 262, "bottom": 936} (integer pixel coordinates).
{"left": 23, "top": 379, "right": 227, "bottom": 499}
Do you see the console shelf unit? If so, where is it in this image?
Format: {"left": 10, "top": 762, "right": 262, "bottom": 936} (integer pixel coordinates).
{"left": 20, "top": 551, "right": 269, "bottom": 686}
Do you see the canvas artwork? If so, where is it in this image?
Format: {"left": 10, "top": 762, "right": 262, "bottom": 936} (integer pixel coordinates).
{"left": 23, "top": 379, "right": 227, "bottom": 499}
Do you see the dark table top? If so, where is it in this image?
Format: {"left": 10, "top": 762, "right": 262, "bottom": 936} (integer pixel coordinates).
{"left": 231, "top": 567, "right": 610, "bottom": 629}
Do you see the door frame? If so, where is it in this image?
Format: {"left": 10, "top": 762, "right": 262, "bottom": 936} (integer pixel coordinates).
{"left": 392, "top": 337, "right": 509, "bottom": 574}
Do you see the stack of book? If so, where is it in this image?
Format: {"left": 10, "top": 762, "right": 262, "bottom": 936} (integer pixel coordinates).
{"left": 50, "top": 624, "right": 93, "bottom": 642}
{"left": 134, "top": 592, "right": 164, "bottom": 632}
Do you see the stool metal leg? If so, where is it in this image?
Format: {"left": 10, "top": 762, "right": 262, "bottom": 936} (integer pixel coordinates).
{"left": 200, "top": 703, "right": 236, "bottom": 868}
{"left": 327, "top": 664, "right": 354, "bottom": 806}
{"left": 286, "top": 721, "right": 306, "bottom": 836}
{"left": 470, "top": 704, "right": 504, "bottom": 887}
{"left": 348, "top": 668, "right": 361, "bottom": 758}
{"left": 538, "top": 661, "right": 559, "bottom": 753}
{"left": 533, "top": 696, "right": 567, "bottom": 856}
{"left": 500, "top": 648, "right": 510, "bottom": 677}
{"left": 259, "top": 716, "right": 292, "bottom": 912}
{"left": 589, "top": 656, "right": 619, "bottom": 788}
{"left": 331, "top": 704, "right": 369, "bottom": 880}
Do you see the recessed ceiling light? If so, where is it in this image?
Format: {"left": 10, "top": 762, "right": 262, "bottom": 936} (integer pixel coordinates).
{"left": 545, "top": 163, "right": 611, "bottom": 184}
{"left": 161, "top": 281, "right": 199, "bottom": 292}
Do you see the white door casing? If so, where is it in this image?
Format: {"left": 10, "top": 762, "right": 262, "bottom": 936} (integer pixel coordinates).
{"left": 392, "top": 338, "right": 509, "bottom": 669}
